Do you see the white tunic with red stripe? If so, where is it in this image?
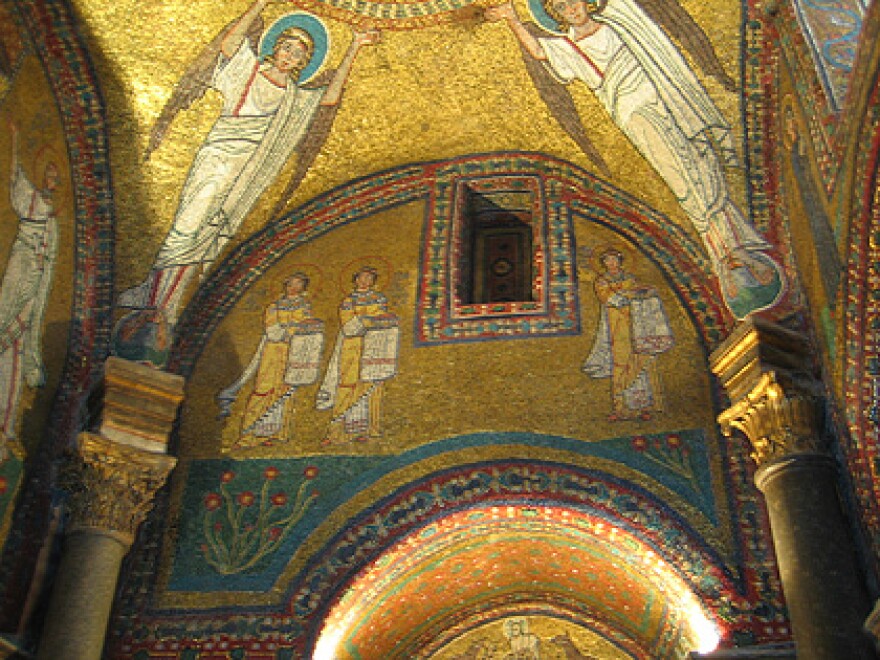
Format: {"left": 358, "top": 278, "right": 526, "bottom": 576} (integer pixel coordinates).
{"left": 153, "top": 39, "right": 324, "bottom": 270}
{"left": 538, "top": 0, "right": 770, "bottom": 269}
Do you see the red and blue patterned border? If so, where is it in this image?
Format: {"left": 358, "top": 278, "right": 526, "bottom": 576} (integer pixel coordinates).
{"left": 0, "top": 0, "right": 114, "bottom": 626}
{"left": 169, "top": 152, "right": 734, "bottom": 377}
{"left": 843, "top": 67, "right": 880, "bottom": 574}
{"left": 416, "top": 171, "right": 578, "bottom": 345}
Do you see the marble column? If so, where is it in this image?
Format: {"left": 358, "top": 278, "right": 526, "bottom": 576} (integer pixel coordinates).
{"left": 711, "top": 319, "right": 877, "bottom": 660}
{"left": 36, "top": 357, "right": 183, "bottom": 660}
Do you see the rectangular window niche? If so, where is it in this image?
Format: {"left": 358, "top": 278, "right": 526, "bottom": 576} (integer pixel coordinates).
{"left": 416, "top": 173, "right": 580, "bottom": 345}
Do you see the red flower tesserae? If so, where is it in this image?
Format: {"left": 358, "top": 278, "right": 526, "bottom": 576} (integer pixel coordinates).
{"left": 204, "top": 493, "right": 222, "bottom": 511}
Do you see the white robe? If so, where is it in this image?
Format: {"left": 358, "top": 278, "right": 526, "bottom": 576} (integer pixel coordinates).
{"left": 0, "top": 164, "right": 57, "bottom": 439}
{"left": 153, "top": 40, "right": 324, "bottom": 270}
{"left": 538, "top": 0, "right": 770, "bottom": 270}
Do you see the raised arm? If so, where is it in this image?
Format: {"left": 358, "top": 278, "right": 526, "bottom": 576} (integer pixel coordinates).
{"left": 320, "top": 28, "right": 381, "bottom": 107}
{"left": 485, "top": 1, "right": 547, "bottom": 60}
{"left": 220, "top": 0, "right": 272, "bottom": 57}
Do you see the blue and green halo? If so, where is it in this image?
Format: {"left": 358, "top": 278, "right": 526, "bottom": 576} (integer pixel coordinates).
{"left": 259, "top": 12, "right": 329, "bottom": 84}
{"left": 528, "top": 0, "right": 565, "bottom": 34}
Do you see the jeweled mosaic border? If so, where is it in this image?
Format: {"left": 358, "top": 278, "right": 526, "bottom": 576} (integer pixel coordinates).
{"left": 169, "top": 152, "right": 734, "bottom": 378}
{"left": 0, "top": 0, "right": 114, "bottom": 625}
{"left": 416, "top": 170, "right": 580, "bottom": 345}
{"left": 843, "top": 75, "right": 880, "bottom": 573}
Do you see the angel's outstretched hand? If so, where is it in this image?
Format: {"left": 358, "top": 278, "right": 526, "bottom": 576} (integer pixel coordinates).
{"left": 354, "top": 27, "right": 382, "bottom": 47}
{"left": 484, "top": 1, "right": 517, "bottom": 22}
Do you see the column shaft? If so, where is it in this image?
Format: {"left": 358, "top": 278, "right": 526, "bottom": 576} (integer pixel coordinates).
{"left": 36, "top": 532, "right": 128, "bottom": 660}
{"left": 34, "top": 358, "right": 183, "bottom": 660}
{"left": 757, "top": 454, "right": 876, "bottom": 659}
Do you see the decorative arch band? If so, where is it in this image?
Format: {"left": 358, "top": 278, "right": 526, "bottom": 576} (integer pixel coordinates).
{"left": 169, "top": 152, "right": 733, "bottom": 375}
{"left": 297, "top": 459, "right": 740, "bottom": 656}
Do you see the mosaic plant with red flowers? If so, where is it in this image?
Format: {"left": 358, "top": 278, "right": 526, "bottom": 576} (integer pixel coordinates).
{"left": 201, "top": 466, "right": 319, "bottom": 574}
{"left": 631, "top": 433, "right": 701, "bottom": 495}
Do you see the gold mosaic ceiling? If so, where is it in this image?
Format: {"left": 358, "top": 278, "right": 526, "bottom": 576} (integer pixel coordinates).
{"left": 58, "top": 3, "right": 755, "bottom": 655}
{"left": 71, "top": 0, "right": 744, "bottom": 289}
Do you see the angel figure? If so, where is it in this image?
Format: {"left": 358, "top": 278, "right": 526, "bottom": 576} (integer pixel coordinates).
{"left": 119, "top": 0, "right": 380, "bottom": 327}
{"left": 484, "top": 0, "right": 784, "bottom": 319}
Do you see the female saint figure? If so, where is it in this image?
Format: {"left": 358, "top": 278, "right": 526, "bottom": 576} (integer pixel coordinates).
{"left": 317, "top": 267, "right": 399, "bottom": 445}
{"left": 582, "top": 248, "right": 673, "bottom": 421}
{"left": 218, "top": 273, "right": 324, "bottom": 450}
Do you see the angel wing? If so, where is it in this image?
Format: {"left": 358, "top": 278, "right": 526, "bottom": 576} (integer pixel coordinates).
{"left": 519, "top": 22, "right": 612, "bottom": 179}
{"left": 269, "top": 68, "right": 339, "bottom": 219}
{"left": 143, "top": 17, "right": 265, "bottom": 161}
{"left": 635, "top": 0, "right": 737, "bottom": 92}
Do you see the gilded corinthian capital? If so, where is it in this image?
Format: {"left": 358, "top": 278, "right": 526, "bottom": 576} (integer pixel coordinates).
{"left": 61, "top": 357, "right": 184, "bottom": 546}
{"left": 710, "top": 318, "right": 826, "bottom": 467}
{"left": 716, "top": 371, "right": 826, "bottom": 465}
{"left": 64, "top": 433, "right": 177, "bottom": 546}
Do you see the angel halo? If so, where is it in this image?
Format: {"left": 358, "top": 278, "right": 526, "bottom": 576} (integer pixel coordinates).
{"left": 527, "top": 0, "right": 566, "bottom": 34}
{"left": 258, "top": 12, "right": 330, "bottom": 84}
{"left": 527, "top": 0, "right": 608, "bottom": 33}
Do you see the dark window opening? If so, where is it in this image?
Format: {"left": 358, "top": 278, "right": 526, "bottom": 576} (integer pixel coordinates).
{"left": 458, "top": 186, "right": 534, "bottom": 305}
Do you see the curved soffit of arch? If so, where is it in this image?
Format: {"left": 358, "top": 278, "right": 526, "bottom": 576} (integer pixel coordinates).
{"left": 311, "top": 504, "right": 724, "bottom": 659}
{"left": 291, "top": 458, "right": 783, "bottom": 657}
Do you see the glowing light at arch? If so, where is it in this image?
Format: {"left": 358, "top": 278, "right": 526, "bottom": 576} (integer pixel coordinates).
{"left": 313, "top": 504, "right": 722, "bottom": 658}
